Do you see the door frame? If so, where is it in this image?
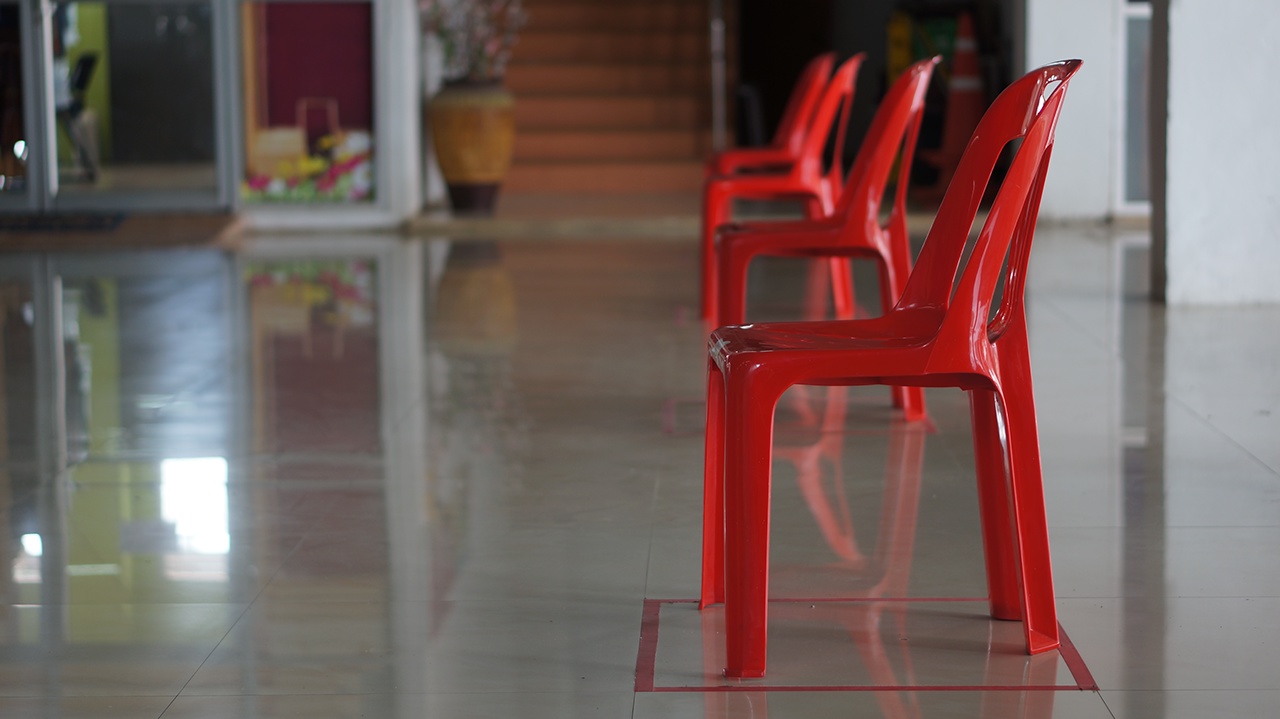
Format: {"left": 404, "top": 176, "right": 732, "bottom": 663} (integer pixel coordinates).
{"left": 1112, "top": 0, "right": 1153, "bottom": 219}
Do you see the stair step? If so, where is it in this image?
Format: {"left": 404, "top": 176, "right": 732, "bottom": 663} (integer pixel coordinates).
{"left": 505, "top": 63, "right": 709, "bottom": 95}
{"left": 513, "top": 30, "right": 706, "bottom": 63}
{"left": 523, "top": 2, "right": 708, "bottom": 32}
{"left": 516, "top": 95, "right": 706, "bottom": 131}
{"left": 484, "top": 1, "right": 713, "bottom": 197}
{"left": 504, "top": 161, "right": 705, "bottom": 194}
{"left": 514, "top": 129, "right": 712, "bottom": 162}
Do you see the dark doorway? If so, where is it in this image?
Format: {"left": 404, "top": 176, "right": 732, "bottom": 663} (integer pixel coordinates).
{"left": 106, "top": 3, "right": 215, "bottom": 164}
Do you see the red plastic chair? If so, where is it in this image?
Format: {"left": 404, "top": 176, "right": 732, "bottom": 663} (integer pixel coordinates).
{"left": 700, "top": 59, "right": 1083, "bottom": 678}
{"left": 707, "top": 53, "right": 835, "bottom": 177}
{"left": 712, "top": 57, "right": 939, "bottom": 421}
{"left": 700, "top": 54, "right": 864, "bottom": 322}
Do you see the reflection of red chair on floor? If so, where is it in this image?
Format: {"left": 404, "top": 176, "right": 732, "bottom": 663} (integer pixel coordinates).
{"left": 701, "top": 60, "right": 1083, "bottom": 678}
{"left": 826, "top": 416, "right": 927, "bottom": 717}
{"left": 707, "top": 53, "right": 835, "bottom": 177}
{"left": 700, "top": 54, "right": 863, "bottom": 323}
{"left": 713, "top": 58, "right": 939, "bottom": 421}
{"left": 774, "top": 388, "right": 867, "bottom": 569}
{"left": 700, "top": 407, "right": 926, "bottom": 710}
{"left": 699, "top": 407, "right": 1061, "bottom": 715}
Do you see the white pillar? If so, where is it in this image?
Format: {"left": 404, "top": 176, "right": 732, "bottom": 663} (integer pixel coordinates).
{"left": 1024, "top": 0, "right": 1117, "bottom": 221}
{"left": 1163, "top": 1, "right": 1280, "bottom": 305}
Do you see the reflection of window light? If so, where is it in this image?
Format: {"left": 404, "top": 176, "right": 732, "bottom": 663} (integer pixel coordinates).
{"left": 14, "top": 534, "right": 43, "bottom": 584}
{"left": 21, "top": 534, "right": 42, "bottom": 557}
{"left": 161, "top": 457, "right": 230, "bottom": 555}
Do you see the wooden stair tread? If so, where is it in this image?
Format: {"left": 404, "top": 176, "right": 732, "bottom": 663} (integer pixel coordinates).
{"left": 515, "top": 95, "right": 705, "bottom": 131}
{"left": 515, "top": 129, "right": 712, "bottom": 162}
{"left": 499, "top": 0, "right": 710, "bottom": 195}
{"left": 506, "top": 64, "right": 709, "bottom": 94}
{"left": 505, "top": 161, "right": 705, "bottom": 193}
{"left": 524, "top": 3, "right": 708, "bottom": 32}
{"left": 514, "top": 32, "right": 707, "bottom": 63}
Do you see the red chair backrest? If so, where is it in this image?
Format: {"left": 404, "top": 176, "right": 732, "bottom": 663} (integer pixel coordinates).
{"left": 831, "top": 56, "right": 939, "bottom": 232}
{"left": 773, "top": 52, "right": 837, "bottom": 156}
{"left": 794, "top": 54, "right": 863, "bottom": 202}
{"left": 897, "top": 60, "right": 1082, "bottom": 354}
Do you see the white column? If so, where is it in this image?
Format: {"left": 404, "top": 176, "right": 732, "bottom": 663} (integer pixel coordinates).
{"left": 1164, "top": 1, "right": 1280, "bottom": 305}
{"left": 1024, "top": 0, "right": 1118, "bottom": 221}
{"left": 380, "top": 0, "right": 424, "bottom": 221}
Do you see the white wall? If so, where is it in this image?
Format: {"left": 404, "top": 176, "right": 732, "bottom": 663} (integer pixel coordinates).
{"left": 1024, "top": 0, "right": 1118, "bottom": 221}
{"left": 1164, "top": 1, "right": 1280, "bottom": 305}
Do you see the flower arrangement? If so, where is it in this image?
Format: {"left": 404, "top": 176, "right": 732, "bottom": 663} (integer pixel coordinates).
{"left": 420, "top": 0, "right": 528, "bottom": 83}
{"left": 243, "top": 131, "right": 375, "bottom": 203}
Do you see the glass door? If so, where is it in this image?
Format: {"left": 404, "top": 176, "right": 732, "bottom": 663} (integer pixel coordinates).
{"left": 2, "top": 0, "right": 236, "bottom": 214}
{"left": 0, "top": 2, "right": 35, "bottom": 208}
{"left": 1114, "top": 0, "right": 1152, "bottom": 218}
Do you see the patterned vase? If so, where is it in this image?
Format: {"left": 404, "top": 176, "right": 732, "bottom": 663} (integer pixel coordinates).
{"left": 427, "top": 80, "right": 516, "bottom": 216}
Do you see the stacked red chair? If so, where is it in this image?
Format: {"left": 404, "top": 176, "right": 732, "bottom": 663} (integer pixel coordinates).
{"left": 707, "top": 53, "right": 835, "bottom": 177}
{"left": 700, "top": 54, "right": 863, "bottom": 322}
{"left": 710, "top": 57, "right": 940, "bottom": 421}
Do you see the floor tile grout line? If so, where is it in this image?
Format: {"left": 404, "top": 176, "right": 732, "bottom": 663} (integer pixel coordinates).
{"left": 156, "top": 533, "right": 309, "bottom": 716}
{"left": 1163, "top": 394, "right": 1280, "bottom": 481}
{"left": 1097, "top": 689, "right": 1122, "bottom": 719}
{"left": 154, "top": 600, "right": 255, "bottom": 719}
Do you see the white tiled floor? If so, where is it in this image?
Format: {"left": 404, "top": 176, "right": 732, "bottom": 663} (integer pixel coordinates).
{"left": 0, "top": 219, "right": 1277, "bottom": 717}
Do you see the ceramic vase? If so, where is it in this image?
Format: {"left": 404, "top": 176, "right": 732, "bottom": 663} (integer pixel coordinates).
{"left": 427, "top": 81, "right": 516, "bottom": 216}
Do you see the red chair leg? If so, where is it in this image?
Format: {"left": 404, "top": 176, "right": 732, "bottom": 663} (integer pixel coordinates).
{"left": 701, "top": 361, "right": 727, "bottom": 608}
{"left": 717, "top": 237, "right": 755, "bottom": 328}
{"left": 719, "top": 239, "right": 826, "bottom": 428}
{"left": 978, "top": 625, "right": 1060, "bottom": 718}
{"left": 873, "top": 255, "right": 928, "bottom": 420}
{"left": 996, "top": 396, "right": 1059, "bottom": 653}
{"left": 968, "top": 389, "right": 1021, "bottom": 622}
{"left": 701, "top": 184, "right": 733, "bottom": 322}
{"left": 898, "top": 387, "right": 928, "bottom": 422}
{"left": 790, "top": 259, "right": 832, "bottom": 425}
{"left": 722, "top": 375, "right": 782, "bottom": 678}
{"left": 995, "top": 319, "right": 1059, "bottom": 654}
{"left": 801, "top": 258, "right": 831, "bottom": 320}
{"left": 799, "top": 181, "right": 841, "bottom": 322}
{"left": 876, "top": 259, "right": 909, "bottom": 410}
{"left": 829, "top": 256, "right": 856, "bottom": 320}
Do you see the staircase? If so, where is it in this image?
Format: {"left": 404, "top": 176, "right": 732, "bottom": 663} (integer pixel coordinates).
{"left": 503, "top": 0, "right": 713, "bottom": 194}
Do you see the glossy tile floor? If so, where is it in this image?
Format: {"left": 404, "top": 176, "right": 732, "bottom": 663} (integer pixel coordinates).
{"left": 0, "top": 221, "right": 1277, "bottom": 718}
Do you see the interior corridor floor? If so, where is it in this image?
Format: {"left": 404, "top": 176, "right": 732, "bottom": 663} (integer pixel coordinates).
{"left": 0, "top": 222, "right": 1277, "bottom": 718}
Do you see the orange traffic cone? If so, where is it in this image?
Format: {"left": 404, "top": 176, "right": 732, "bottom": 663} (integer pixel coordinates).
{"left": 917, "top": 13, "right": 985, "bottom": 201}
